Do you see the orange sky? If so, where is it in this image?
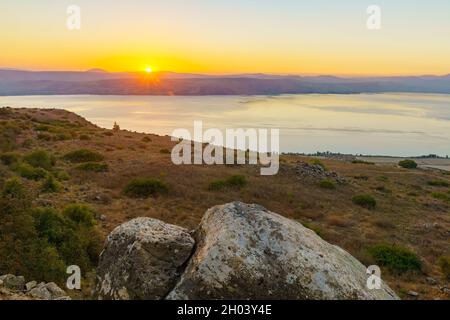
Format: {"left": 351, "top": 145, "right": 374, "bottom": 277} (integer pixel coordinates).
{"left": 1, "top": 1, "right": 450, "bottom": 75}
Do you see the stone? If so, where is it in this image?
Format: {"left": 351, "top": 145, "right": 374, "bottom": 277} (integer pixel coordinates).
{"left": 28, "top": 285, "right": 52, "bottom": 300}
{"left": 45, "top": 282, "right": 67, "bottom": 299}
{"left": 96, "top": 217, "right": 195, "bottom": 300}
{"left": 167, "top": 202, "right": 398, "bottom": 300}
{"left": 25, "top": 281, "right": 37, "bottom": 291}
{"left": 407, "top": 291, "right": 419, "bottom": 297}
{"left": 0, "top": 274, "right": 25, "bottom": 291}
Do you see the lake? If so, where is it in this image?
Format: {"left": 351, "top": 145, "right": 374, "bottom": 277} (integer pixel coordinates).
{"left": 1, "top": 93, "right": 450, "bottom": 156}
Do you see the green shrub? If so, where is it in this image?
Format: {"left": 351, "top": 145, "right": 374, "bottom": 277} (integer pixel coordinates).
{"left": 352, "top": 194, "right": 377, "bottom": 209}
{"left": 24, "top": 149, "right": 54, "bottom": 170}
{"left": 75, "top": 162, "right": 108, "bottom": 172}
{"left": 0, "top": 152, "right": 21, "bottom": 166}
{"left": 124, "top": 178, "right": 169, "bottom": 198}
{"left": 427, "top": 180, "right": 450, "bottom": 187}
{"left": 368, "top": 244, "right": 422, "bottom": 274}
{"left": 398, "top": 159, "right": 418, "bottom": 169}
{"left": 438, "top": 256, "right": 450, "bottom": 280}
{"left": 209, "top": 175, "right": 247, "bottom": 191}
{"left": 319, "top": 179, "right": 336, "bottom": 190}
{"left": 55, "top": 170, "right": 70, "bottom": 181}
{"left": 62, "top": 204, "right": 96, "bottom": 227}
{"left": 352, "top": 160, "right": 375, "bottom": 165}
{"left": 1, "top": 177, "right": 26, "bottom": 199}
{"left": 41, "top": 175, "right": 61, "bottom": 193}
{"left": 431, "top": 192, "right": 449, "bottom": 202}
{"left": 13, "top": 162, "right": 48, "bottom": 180}
{"left": 63, "top": 149, "right": 104, "bottom": 163}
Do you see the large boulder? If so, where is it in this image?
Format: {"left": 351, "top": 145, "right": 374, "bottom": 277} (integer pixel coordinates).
{"left": 168, "top": 202, "right": 398, "bottom": 300}
{"left": 96, "top": 202, "right": 399, "bottom": 300}
{"left": 96, "top": 217, "right": 195, "bottom": 300}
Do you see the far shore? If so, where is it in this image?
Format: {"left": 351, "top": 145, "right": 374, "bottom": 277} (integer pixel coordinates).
{"left": 358, "top": 156, "right": 450, "bottom": 172}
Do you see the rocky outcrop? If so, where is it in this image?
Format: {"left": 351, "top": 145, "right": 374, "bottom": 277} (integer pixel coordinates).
{"left": 294, "top": 161, "right": 346, "bottom": 183}
{"left": 96, "top": 218, "right": 195, "bottom": 300}
{"left": 0, "top": 274, "right": 70, "bottom": 300}
{"left": 96, "top": 202, "right": 399, "bottom": 300}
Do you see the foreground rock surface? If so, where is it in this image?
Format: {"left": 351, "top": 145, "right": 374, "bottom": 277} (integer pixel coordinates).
{"left": 96, "top": 202, "right": 399, "bottom": 300}
{"left": 96, "top": 217, "right": 195, "bottom": 299}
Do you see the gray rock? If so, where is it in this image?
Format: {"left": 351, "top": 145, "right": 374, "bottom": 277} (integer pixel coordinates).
{"left": 45, "top": 282, "right": 67, "bottom": 299}
{"left": 167, "top": 202, "right": 398, "bottom": 300}
{"left": 0, "top": 274, "right": 25, "bottom": 291}
{"left": 25, "top": 281, "right": 37, "bottom": 291}
{"left": 28, "top": 285, "right": 52, "bottom": 300}
{"left": 407, "top": 291, "right": 419, "bottom": 297}
{"left": 96, "top": 217, "right": 195, "bottom": 300}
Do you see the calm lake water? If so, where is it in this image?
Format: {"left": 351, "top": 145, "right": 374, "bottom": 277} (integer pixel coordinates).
{"left": 1, "top": 93, "right": 450, "bottom": 156}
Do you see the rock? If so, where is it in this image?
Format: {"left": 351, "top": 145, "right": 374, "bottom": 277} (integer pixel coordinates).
{"left": 0, "top": 274, "right": 25, "bottom": 291}
{"left": 293, "top": 161, "right": 346, "bottom": 183}
{"left": 54, "top": 296, "right": 72, "bottom": 300}
{"left": 167, "top": 202, "right": 398, "bottom": 300}
{"left": 45, "top": 282, "right": 67, "bottom": 299}
{"left": 28, "top": 285, "right": 52, "bottom": 300}
{"left": 96, "top": 217, "right": 195, "bottom": 300}
{"left": 407, "top": 291, "right": 419, "bottom": 297}
{"left": 426, "top": 277, "right": 437, "bottom": 285}
{"left": 100, "top": 214, "right": 107, "bottom": 221}
{"left": 25, "top": 281, "right": 37, "bottom": 291}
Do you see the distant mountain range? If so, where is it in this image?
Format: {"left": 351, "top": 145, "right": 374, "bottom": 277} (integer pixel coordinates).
{"left": 0, "top": 69, "right": 449, "bottom": 95}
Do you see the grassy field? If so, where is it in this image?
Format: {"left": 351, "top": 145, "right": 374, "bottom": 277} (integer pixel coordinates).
{"left": 0, "top": 107, "right": 449, "bottom": 300}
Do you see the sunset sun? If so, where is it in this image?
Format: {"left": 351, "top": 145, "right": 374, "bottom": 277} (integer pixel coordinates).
{"left": 145, "top": 67, "right": 153, "bottom": 73}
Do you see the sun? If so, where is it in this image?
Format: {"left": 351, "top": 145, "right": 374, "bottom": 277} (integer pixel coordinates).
{"left": 145, "top": 67, "right": 153, "bottom": 73}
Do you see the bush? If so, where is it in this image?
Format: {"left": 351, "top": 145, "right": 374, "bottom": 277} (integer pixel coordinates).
{"left": 2, "top": 177, "right": 26, "bottom": 199}
{"left": 0, "top": 152, "right": 20, "bottom": 166}
{"left": 76, "top": 162, "right": 108, "bottom": 173}
{"left": 319, "top": 179, "right": 336, "bottom": 190}
{"left": 24, "top": 149, "right": 54, "bottom": 170}
{"left": 41, "top": 175, "right": 61, "bottom": 193}
{"left": 368, "top": 244, "right": 422, "bottom": 274}
{"left": 209, "top": 175, "right": 247, "bottom": 191}
{"left": 352, "top": 194, "right": 377, "bottom": 209}
{"left": 63, "top": 149, "right": 104, "bottom": 163}
{"left": 431, "top": 192, "right": 449, "bottom": 202}
{"left": 352, "top": 160, "right": 375, "bottom": 165}
{"left": 427, "top": 180, "right": 450, "bottom": 187}
{"left": 438, "top": 256, "right": 450, "bottom": 280}
{"left": 398, "top": 159, "right": 418, "bottom": 169}
{"left": 13, "top": 162, "right": 48, "bottom": 180}
{"left": 62, "top": 204, "right": 96, "bottom": 227}
{"left": 124, "top": 178, "right": 169, "bottom": 198}
{"left": 55, "top": 170, "right": 70, "bottom": 181}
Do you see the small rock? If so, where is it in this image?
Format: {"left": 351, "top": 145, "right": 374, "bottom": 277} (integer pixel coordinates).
{"left": 54, "top": 296, "right": 72, "bottom": 300}
{"left": 0, "top": 274, "right": 25, "bottom": 291}
{"left": 28, "top": 285, "right": 52, "bottom": 300}
{"left": 407, "top": 291, "right": 419, "bottom": 297}
{"left": 100, "top": 214, "right": 107, "bottom": 221}
{"left": 426, "top": 277, "right": 437, "bottom": 285}
{"left": 45, "top": 282, "right": 67, "bottom": 299}
{"left": 25, "top": 281, "right": 37, "bottom": 291}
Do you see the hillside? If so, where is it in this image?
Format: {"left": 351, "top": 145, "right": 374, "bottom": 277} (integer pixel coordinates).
{"left": 0, "top": 107, "right": 449, "bottom": 300}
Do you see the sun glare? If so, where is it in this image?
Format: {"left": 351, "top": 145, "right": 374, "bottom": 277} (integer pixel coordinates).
{"left": 145, "top": 67, "right": 153, "bottom": 73}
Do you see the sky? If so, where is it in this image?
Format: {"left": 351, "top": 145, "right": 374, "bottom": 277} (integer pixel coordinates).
{"left": 1, "top": 0, "right": 450, "bottom": 75}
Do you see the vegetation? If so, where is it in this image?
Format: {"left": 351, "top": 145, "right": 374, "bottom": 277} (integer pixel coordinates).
{"left": 352, "top": 160, "right": 375, "bottom": 165}
{"left": 368, "top": 244, "right": 422, "bottom": 274}
{"left": 427, "top": 180, "right": 450, "bottom": 187}
{"left": 209, "top": 175, "right": 247, "bottom": 191}
{"left": 63, "top": 149, "right": 104, "bottom": 163}
{"left": 0, "top": 152, "right": 21, "bottom": 166}
{"left": 124, "top": 178, "right": 169, "bottom": 198}
{"left": 319, "top": 179, "right": 336, "bottom": 190}
{"left": 41, "top": 175, "right": 61, "bottom": 193}
{"left": 0, "top": 178, "right": 101, "bottom": 284}
{"left": 24, "top": 149, "right": 55, "bottom": 170}
{"left": 12, "top": 162, "right": 48, "bottom": 180}
{"left": 398, "top": 159, "right": 418, "bottom": 169}
{"left": 76, "top": 162, "right": 108, "bottom": 173}
{"left": 438, "top": 256, "right": 450, "bottom": 280}
{"left": 352, "top": 194, "right": 377, "bottom": 209}
{"left": 311, "top": 159, "right": 327, "bottom": 170}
